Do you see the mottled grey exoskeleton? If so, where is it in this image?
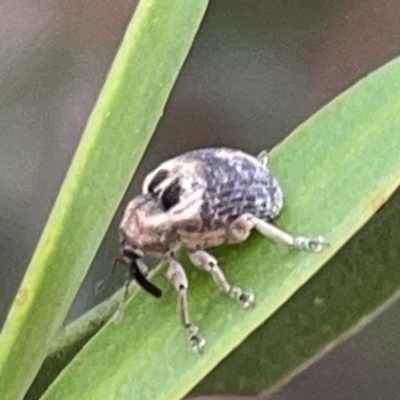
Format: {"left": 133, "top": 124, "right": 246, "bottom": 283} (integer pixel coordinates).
{"left": 118, "top": 148, "right": 325, "bottom": 351}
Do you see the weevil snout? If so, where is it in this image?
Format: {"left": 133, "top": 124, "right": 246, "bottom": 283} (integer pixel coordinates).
{"left": 119, "top": 194, "right": 180, "bottom": 256}
{"left": 117, "top": 194, "right": 178, "bottom": 300}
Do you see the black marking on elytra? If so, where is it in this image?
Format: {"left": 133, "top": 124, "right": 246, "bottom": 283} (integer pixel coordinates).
{"left": 148, "top": 169, "right": 169, "bottom": 194}
{"left": 161, "top": 178, "right": 181, "bottom": 210}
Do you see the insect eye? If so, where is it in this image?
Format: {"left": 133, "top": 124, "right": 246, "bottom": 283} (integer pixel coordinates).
{"left": 161, "top": 178, "right": 181, "bottom": 210}
{"left": 147, "top": 169, "right": 169, "bottom": 194}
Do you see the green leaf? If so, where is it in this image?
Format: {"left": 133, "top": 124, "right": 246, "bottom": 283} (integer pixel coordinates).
{"left": 25, "top": 290, "right": 124, "bottom": 400}
{"left": 0, "top": 1, "right": 209, "bottom": 399}
{"left": 38, "top": 57, "right": 400, "bottom": 400}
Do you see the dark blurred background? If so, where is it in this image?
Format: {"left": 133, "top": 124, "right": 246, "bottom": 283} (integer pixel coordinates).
{"left": 1, "top": 0, "right": 400, "bottom": 399}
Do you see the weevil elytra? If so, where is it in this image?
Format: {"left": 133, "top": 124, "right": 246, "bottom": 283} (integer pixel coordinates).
{"left": 118, "top": 148, "right": 325, "bottom": 351}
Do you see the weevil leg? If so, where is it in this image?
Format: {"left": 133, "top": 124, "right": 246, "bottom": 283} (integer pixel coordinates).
{"left": 188, "top": 249, "right": 255, "bottom": 308}
{"left": 229, "top": 213, "right": 326, "bottom": 252}
{"left": 112, "top": 258, "right": 134, "bottom": 323}
{"left": 256, "top": 150, "right": 269, "bottom": 167}
{"left": 166, "top": 253, "right": 205, "bottom": 352}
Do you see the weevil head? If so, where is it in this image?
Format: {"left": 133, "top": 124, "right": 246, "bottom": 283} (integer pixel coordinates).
{"left": 119, "top": 193, "right": 179, "bottom": 258}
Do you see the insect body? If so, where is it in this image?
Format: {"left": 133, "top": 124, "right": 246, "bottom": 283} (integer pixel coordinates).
{"left": 119, "top": 148, "right": 325, "bottom": 351}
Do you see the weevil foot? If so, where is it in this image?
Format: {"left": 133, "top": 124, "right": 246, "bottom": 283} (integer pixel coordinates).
{"left": 230, "top": 286, "right": 255, "bottom": 308}
{"left": 293, "top": 235, "right": 326, "bottom": 252}
{"left": 186, "top": 324, "right": 206, "bottom": 353}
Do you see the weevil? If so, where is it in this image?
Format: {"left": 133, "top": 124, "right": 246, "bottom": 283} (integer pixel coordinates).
{"left": 118, "top": 148, "right": 325, "bottom": 351}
